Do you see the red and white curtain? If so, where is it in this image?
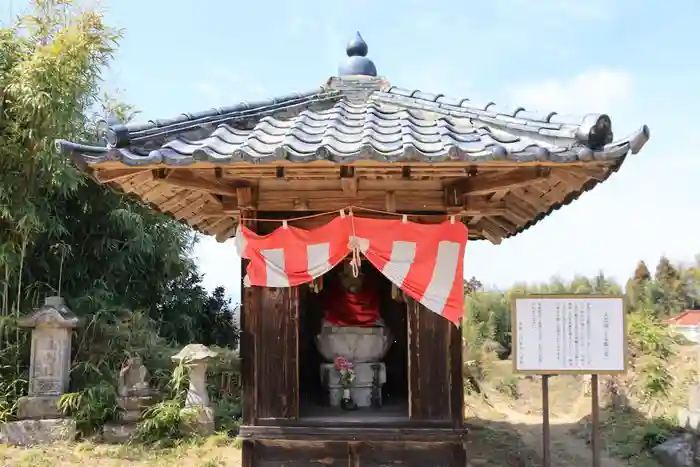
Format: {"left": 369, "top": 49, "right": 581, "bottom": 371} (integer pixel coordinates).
{"left": 235, "top": 214, "right": 468, "bottom": 325}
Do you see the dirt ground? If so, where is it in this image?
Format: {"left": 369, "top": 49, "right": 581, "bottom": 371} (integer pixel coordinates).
{"left": 470, "top": 359, "right": 675, "bottom": 467}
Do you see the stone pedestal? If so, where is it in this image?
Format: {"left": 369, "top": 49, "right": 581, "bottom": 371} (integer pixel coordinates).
{"left": 172, "top": 344, "right": 218, "bottom": 435}
{"left": 321, "top": 362, "right": 386, "bottom": 407}
{"left": 0, "top": 419, "right": 76, "bottom": 446}
{"left": 2, "top": 297, "right": 79, "bottom": 445}
{"left": 316, "top": 324, "right": 392, "bottom": 363}
{"left": 316, "top": 323, "right": 391, "bottom": 408}
{"left": 102, "top": 395, "right": 157, "bottom": 443}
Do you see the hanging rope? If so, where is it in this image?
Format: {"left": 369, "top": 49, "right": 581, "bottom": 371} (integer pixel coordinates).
{"left": 240, "top": 205, "right": 460, "bottom": 224}
{"left": 347, "top": 209, "right": 362, "bottom": 278}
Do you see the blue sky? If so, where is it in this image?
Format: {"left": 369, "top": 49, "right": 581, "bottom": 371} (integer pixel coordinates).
{"left": 5, "top": 0, "right": 700, "bottom": 301}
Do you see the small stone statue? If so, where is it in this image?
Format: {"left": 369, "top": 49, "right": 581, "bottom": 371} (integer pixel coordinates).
{"left": 118, "top": 356, "right": 150, "bottom": 397}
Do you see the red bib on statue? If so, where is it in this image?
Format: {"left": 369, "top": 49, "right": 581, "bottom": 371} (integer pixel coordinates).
{"left": 323, "top": 280, "right": 381, "bottom": 327}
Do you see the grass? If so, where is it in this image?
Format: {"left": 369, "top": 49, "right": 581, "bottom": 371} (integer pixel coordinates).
{"left": 0, "top": 433, "right": 242, "bottom": 467}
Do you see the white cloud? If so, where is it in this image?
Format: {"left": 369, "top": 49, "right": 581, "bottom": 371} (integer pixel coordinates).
{"left": 507, "top": 69, "right": 632, "bottom": 115}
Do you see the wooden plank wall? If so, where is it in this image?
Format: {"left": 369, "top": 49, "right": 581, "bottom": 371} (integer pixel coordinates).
{"left": 240, "top": 219, "right": 257, "bottom": 425}
{"left": 407, "top": 299, "right": 463, "bottom": 425}
{"left": 255, "top": 286, "right": 299, "bottom": 419}
{"left": 240, "top": 279, "right": 300, "bottom": 422}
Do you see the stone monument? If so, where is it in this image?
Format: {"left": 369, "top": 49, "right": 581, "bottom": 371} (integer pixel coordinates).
{"left": 103, "top": 355, "right": 156, "bottom": 443}
{"left": 172, "top": 344, "right": 218, "bottom": 435}
{"left": 17, "top": 296, "right": 80, "bottom": 419}
{"left": 0, "top": 296, "right": 79, "bottom": 445}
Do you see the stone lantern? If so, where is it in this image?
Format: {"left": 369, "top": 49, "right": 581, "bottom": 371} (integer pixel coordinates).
{"left": 172, "top": 344, "right": 218, "bottom": 435}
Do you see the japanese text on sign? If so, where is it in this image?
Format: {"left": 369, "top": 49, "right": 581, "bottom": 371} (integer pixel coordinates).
{"left": 512, "top": 296, "right": 625, "bottom": 374}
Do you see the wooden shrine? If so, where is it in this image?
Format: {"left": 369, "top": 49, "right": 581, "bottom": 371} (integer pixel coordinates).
{"left": 57, "top": 32, "right": 650, "bottom": 467}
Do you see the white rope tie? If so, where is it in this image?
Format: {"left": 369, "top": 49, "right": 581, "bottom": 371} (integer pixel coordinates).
{"left": 347, "top": 209, "right": 362, "bottom": 278}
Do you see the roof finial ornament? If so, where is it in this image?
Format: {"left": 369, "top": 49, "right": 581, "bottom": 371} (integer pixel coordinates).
{"left": 338, "top": 31, "right": 377, "bottom": 77}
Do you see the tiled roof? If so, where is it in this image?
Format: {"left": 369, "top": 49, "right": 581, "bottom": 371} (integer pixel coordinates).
{"left": 56, "top": 76, "right": 650, "bottom": 167}
{"left": 664, "top": 310, "right": 700, "bottom": 326}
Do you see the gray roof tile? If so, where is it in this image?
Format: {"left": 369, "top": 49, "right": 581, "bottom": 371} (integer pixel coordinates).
{"left": 56, "top": 76, "right": 650, "bottom": 169}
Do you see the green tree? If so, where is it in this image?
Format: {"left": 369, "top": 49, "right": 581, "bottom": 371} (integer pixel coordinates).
{"left": 570, "top": 275, "right": 593, "bottom": 293}
{"left": 0, "top": 0, "right": 239, "bottom": 423}
{"left": 651, "top": 257, "right": 690, "bottom": 317}
{"left": 633, "top": 261, "right": 652, "bottom": 282}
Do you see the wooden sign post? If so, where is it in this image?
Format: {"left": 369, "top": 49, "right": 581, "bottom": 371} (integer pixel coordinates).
{"left": 511, "top": 295, "right": 627, "bottom": 467}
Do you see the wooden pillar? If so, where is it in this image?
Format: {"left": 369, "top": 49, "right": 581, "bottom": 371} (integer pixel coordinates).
{"left": 241, "top": 283, "right": 300, "bottom": 422}
{"left": 240, "top": 215, "right": 300, "bottom": 424}
{"left": 407, "top": 298, "right": 463, "bottom": 425}
{"left": 255, "top": 286, "right": 299, "bottom": 419}
{"left": 240, "top": 219, "right": 257, "bottom": 425}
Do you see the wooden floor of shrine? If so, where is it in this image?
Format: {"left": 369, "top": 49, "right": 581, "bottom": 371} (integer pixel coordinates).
{"left": 299, "top": 399, "right": 408, "bottom": 424}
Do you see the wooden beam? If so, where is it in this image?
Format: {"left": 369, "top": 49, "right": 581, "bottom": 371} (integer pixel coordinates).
{"left": 477, "top": 218, "right": 509, "bottom": 244}
{"left": 510, "top": 187, "right": 547, "bottom": 212}
{"left": 539, "top": 180, "right": 573, "bottom": 205}
{"left": 155, "top": 170, "right": 250, "bottom": 197}
{"left": 385, "top": 191, "right": 396, "bottom": 212}
{"left": 503, "top": 195, "right": 539, "bottom": 225}
{"left": 215, "top": 221, "right": 238, "bottom": 243}
{"left": 453, "top": 168, "right": 550, "bottom": 196}
{"left": 459, "top": 197, "right": 506, "bottom": 217}
{"left": 570, "top": 165, "right": 609, "bottom": 182}
{"left": 550, "top": 168, "right": 588, "bottom": 188}
{"left": 236, "top": 187, "right": 256, "bottom": 209}
{"left": 138, "top": 183, "right": 172, "bottom": 203}
{"left": 340, "top": 177, "right": 358, "bottom": 195}
{"left": 489, "top": 215, "right": 519, "bottom": 234}
{"left": 258, "top": 179, "right": 442, "bottom": 192}
{"left": 340, "top": 166, "right": 358, "bottom": 196}
{"left": 94, "top": 168, "right": 150, "bottom": 183}
{"left": 471, "top": 221, "right": 502, "bottom": 245}
{"left": 254, "top": 190, "right": 447, "bottom": 212}
{"left": 478, "top": 229, "right": 502, "bottom": 245}
{"left": 172, "top": 197, "right": 209, "bottom": 220}
{"left": 160, "top": 190, "right": 201, "bottom": 213}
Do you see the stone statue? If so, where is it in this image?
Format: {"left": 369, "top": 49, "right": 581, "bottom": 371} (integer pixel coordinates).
{"left": 104, "top": 356, "right": 156, "bottom": 443}
{"left": 118, "top": 356, "right": 150, "bottom": 398}
{"left": 322, "top": 262, "right": 384, "bottom": 327}
{"left": 315, "top": 261, "right": 392, "bottom": 410}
